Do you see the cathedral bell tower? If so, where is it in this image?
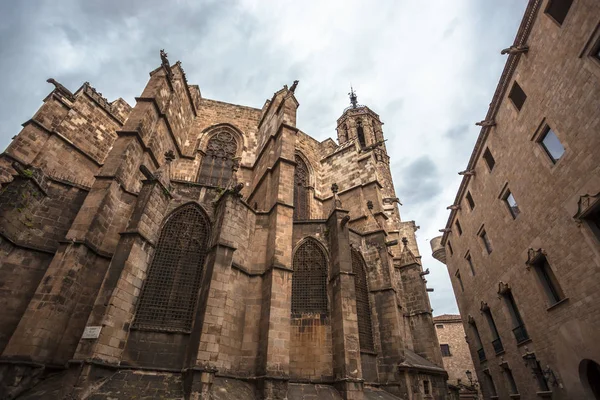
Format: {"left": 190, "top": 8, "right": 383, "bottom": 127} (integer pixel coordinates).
{"left": 336, "top": 88, "right": 385, "bottom": 153}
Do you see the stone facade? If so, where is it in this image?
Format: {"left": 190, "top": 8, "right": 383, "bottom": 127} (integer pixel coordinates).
{"left": 0, "top": 52, "right": 447, "bottom": 399}
{"left": 431, "top": 1, "right": 600, "bottom": 400}
{"left": 433, "top": 315, "right": 480, "bottom": 400}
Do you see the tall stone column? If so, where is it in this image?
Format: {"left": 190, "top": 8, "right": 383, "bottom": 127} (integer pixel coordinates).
{"left": 327, "top": 199, "right": 365, "bottom": 400}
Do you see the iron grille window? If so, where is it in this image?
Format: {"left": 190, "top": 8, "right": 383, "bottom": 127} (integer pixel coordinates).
{"left": 198, "top": 131, "right": 238, "bottom": 187}
{"left": 291, "top": 238, "right": 328, "bottom": 315}
{"left": 503, "top": 291, "right": 529, "bottom": 344}
{"left": 133, "top": 204, "right": 210, "bottom": 332}
{"left": 352, "top": 249, "right": 375, "bottom": 351}
{"left": 293, "top": 155, "right": 310, "bottom": 220}
{"left": 533, "top": 256, "right": 564, "bottom": 305}
{"left": 483, "top": 309, "right": 504, "bottom": 354}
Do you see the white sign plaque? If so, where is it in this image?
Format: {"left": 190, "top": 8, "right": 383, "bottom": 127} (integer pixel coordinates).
{"left": 82, "top": 326, "right": 102, "bottom": 339}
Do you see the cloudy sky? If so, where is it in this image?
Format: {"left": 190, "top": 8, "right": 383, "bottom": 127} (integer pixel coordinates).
{"left": 0, "top": 0, "right": 527, "bottom": 315}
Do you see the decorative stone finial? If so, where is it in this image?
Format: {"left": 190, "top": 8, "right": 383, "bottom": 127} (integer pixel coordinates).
{"left": 366, "top": 200, "right": 374, "bottom": 210}
{"left": 164, "top": 150, "right": 175, "bottom": 163}
{"left": 348, "top": 87, "right": 358, "bottom": 108}
{"left": 331, "top": 183, "right": 339, "bottom": 194}
{"left": 290, "top": 80, "right": 299, "bottom": 93}
{"left": 402, "top": 237, "right": 409, "bottom": 246}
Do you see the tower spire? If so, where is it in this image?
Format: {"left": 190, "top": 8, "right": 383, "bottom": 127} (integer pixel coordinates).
{"left": 348, "top": 86, "right": 358, "bottom": 108}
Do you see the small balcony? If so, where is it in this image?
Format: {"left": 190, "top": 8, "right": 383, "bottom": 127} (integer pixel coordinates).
{"left": 477, "top": 347, "right": 486, "bottom": 362}
{"left": 512, "top": 324, "right": 530, "bottom": 344}
{"left": 492, "top": 338, "right": 504, "bottom": 354}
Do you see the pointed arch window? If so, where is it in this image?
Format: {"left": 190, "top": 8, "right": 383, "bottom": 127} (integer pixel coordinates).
{"left": 291, "top": 238, "right": 328, "bottom": 315}
{"left": 198, "top": 131, "right": 238, "bottom": 187}
{"left": 293, "top": 155, "right": 310, "bottom": 220}
{"left": 133, "top": 204, "right": 210, "bottom": 332}
{"left": 352, "top": 249, "right": 375, "bottom": 351}
{"left": 356, "top": 120, "right": 366, "bottom": 148}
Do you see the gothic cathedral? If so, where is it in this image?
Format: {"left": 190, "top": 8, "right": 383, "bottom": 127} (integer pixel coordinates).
{"left": 0, "top": 52, "right": 448, "bottom": 399}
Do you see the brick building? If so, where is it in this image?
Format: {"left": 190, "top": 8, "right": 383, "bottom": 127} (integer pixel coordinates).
{"left": 0, "top": 50, "right": 449, "bottom": 399}
{"left": 433, "top": 315, "right": 480, "bottom": 400}
{"left": 431, "top": 0, "right": 600, "bottom": 399}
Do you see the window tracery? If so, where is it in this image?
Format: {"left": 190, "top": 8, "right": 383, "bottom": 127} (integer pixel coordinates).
{"left": 294, "top": 155, "right": 310, "bottom": 220}
{"left": 291, "top": 238, "right": 328, "bottom": 315}
{"left": 198, "top": 131, "right": 238, "bottom": 187}
{"left": 352, "top": 249, "right": 375, "bottom": 351}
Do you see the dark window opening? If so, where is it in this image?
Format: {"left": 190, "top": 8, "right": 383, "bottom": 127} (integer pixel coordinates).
{"left": 293, "top": 155, "right": 310, "bottom": 220}
{"left": 585, "top": 205, "right": 600, "bottom": 242}
{"left": 504, "top": 190, "right": 521, "bottom": 219}
{"left": 436, "top": 324, "right": 444, "bottom": 329}
{"left": 483, "top": 308, "right": 504, "bottom": 354}
{"left": 470, "top": 320, "right": 486, "bottom": 362}
{"left": 292, "top": 238, "right": 328, "bottom": 315}
{"left": 502, "top": 365, "right": 519, "bottom": 395}
{"left": 198, "top": 131, "right": 238, "bottom": 187}
{"left": 503, "top": 291, "right": 529, "bottom": 344}
{"left": 484, "top": 370, "right": 498, "bottom": 397}
{"left": 447, "top": 241, "right": 454, "bottom": 256}
{"left": 480, "top": 229, "right": 493, "bottom": 254}
{"left": 466, "top": 253, "right": 476, "bottom": 276}
{"left": 466, "top": 191, "right": 475, "bottom": 210}
{"left": 352, "top": 249, "right": 375, "bottom": 351}
{"left": 456, "top": 270, "right": 464, "bottom": 292}
{"left": 455, "top": 220, "right": 463, "bottom": 235}
{"left": 545, "top": 0, "right": 573, "bottom": 25}
{"left": 540, "top": 127, "right": 565, "bottom": 163}
{"left": 533, "top": 359, "right": 551, "bottom": 391}
{"left": 357, "top": 120, "right": 366, "bottom": 148}
{"left": 133, "top": 204, "right": 210, "bottom": 332}
{"left": 441, "top": 344, "right": 451, "bottom": 357}
{"left": 533, "top": 256, "right": 564, "bottom": 305}
{"left": 509, "top": 81, "right": 527, "bottom": 111}
{"left": 423, "top": 380, "right": 430, "bottom": 395}
{"left": 483, "top": 148, "right": 496, "bottom": 171}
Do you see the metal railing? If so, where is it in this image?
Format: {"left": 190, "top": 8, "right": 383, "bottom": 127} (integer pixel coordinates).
{"left": 477, "top": 347, "right": 487, "bottom": 362}
{"left": 513, "top": 324, "right": 530, "bottom": 344}
{"left": 492, "top": 338, "right": 504, "bottom": 354}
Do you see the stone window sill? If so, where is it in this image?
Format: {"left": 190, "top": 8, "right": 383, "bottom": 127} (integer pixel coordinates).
{"left": 517, "top": 338, "right": 532, "bottom": 347}
{"left": 494, "top": 350, "right": 506, "bottom": 357}
{"left": 547, "top": 297, "right": 569, "bottom": 311}
{"left": 510, "top": 394, "right": 521, "bottom": 399}
{"left": 536, "top": 391, "right": 553, "bottom": 398}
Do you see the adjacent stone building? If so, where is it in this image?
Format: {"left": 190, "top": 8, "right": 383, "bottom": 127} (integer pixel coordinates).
{"left": 433, "top": 315, "right": 480, "bottom": 400}
{"left": 0, "top": 50, "right": 448, "bottom": 399}
{"left": 431, "top": 0, "right": 600, "bottom": 399}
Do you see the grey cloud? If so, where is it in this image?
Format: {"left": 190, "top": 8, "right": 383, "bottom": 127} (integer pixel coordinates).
{"left": 444, "top": 124, "right": 470, "bottom": 139}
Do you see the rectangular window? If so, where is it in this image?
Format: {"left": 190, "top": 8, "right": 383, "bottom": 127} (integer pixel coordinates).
{"left": 447, "top": 241, "right": 454, "bottom": 256}
{"left": 508, "top": 81, "right": 527, "bottom": 111}
{"left": 586, "top": 205, "right": 600, "bottom": 242}
{"left": 533, "top": 257, "right": 564, "bottom": 305}
{"left": 423, "top": 380, "right": 430, "bottom": 395}
{"left": 466, "top": 253, "right": 476, "bottom": 276}
{"left": 480, "top": 229, "right": 492, "bottom": 254}
{"left": 502, "top": 365, "right": 519, "bottom": 395}
{"left": 484, "top": 370, "right": 498, "bottom": 397}
{"left": 456, "top": 270, "right": 464, "bottom": 292}
{"left": 545, "top": 0, "right": 573, "bottom": 25}
{"left": 455, "top": 219, "right": 463, "bottom": 235}
{"left": 504, "top": 292, "right": 529, "bottom": 344}
{"left": 441, "top": 344, "right": 451, "bottom": 357}
{"left": 470, "top": 321, "right": 486, "bottom": 362}
{"left": 504, "top": 190, "right": 521, "bottom": 219}
{"left": 540, "top": 127, "right": 565, "bottom": 163}
{"left": 436, "top": 324, "right": 444, "bottom": 329}
{"left": 466, "top": 191, "right": 475, "bottom": 210}
{"left": 484, "top": 309, "right": 504, "bottom": 354}
{"left": 483, "top": 148, "right": 496, "bottom": 171}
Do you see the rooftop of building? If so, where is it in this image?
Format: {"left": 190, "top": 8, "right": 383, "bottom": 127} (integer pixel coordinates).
{"left": 433, "top": 314, "right": 462, "bottom": 322}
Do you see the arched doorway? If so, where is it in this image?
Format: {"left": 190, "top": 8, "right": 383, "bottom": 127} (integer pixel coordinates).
{"left": 580, "top": 359, "right": 600, "bottom": 399}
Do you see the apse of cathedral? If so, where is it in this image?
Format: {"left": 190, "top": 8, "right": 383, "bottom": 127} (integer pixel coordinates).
{"left": 0, "top": 51, "right": 448, "bottom": 399}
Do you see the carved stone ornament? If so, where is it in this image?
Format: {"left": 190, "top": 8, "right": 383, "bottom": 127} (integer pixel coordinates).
{"left": 467, "top": 315, "right": 476, "bottom": 325}
{"left": 573, "top": 192, "right": 600, "bottom": 220}
{"left": 497, "top": 281, "right": 511, "bottom": 296}
{"left": 525, "top": 248, "right": 546, "bottom": 267}
{"left": 480, "top": 301, "right": 490, "bottom": 313}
